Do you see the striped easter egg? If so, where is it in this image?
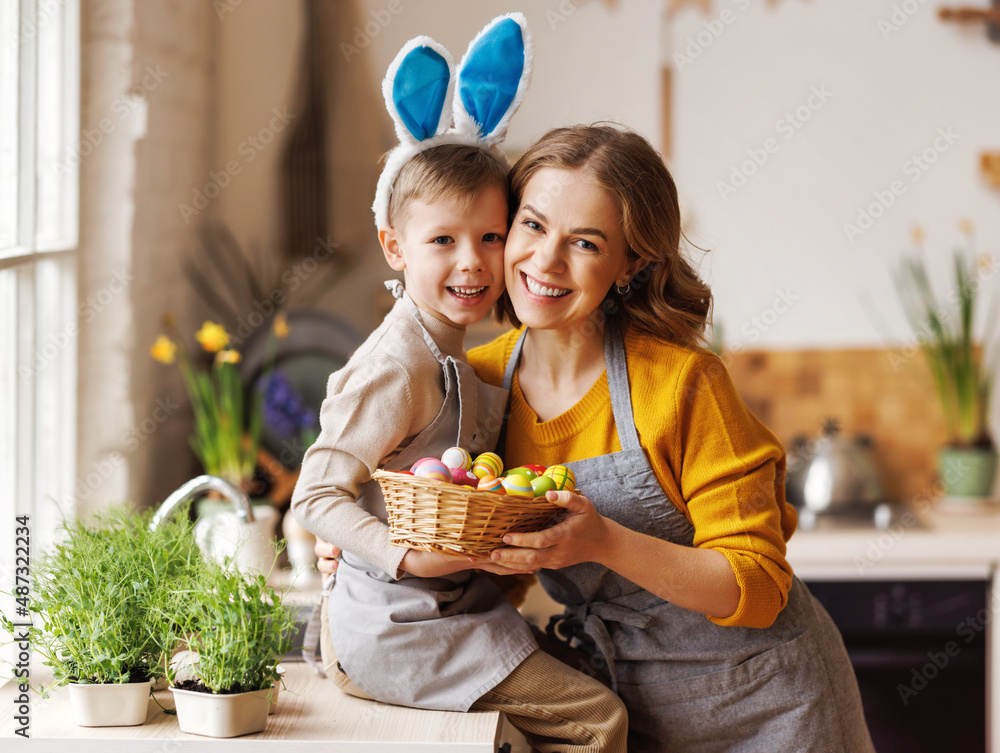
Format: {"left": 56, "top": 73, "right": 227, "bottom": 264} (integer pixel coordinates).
{"left": 501, "top": 473, "right": 534, "bottom": 498}
{"left": 410, "top": 457, "right": 452, "bottom": 483}
{"left": 543, "top": 464, "right": 576, "bottom": 492}
{"left": 477, "top": 475, "right": 504, "bottom": 494}
{"left": 441, "top": 446, "right": 473, "bottom": 471}
{"left": 472, "top": 452, "right": 504, "bottom": 479}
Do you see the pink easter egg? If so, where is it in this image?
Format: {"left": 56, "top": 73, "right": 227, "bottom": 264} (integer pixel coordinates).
{"left": 450, "top": 468, "right": 478, "bottom": 487}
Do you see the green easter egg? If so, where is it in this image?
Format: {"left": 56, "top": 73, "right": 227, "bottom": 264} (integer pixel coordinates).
{"left": 530, "top": 475, "right": 557, "bottom": 497}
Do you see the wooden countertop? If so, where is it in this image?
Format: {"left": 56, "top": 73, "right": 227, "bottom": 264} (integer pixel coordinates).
{"left": 0, "top": 663, "right": 530, "bottom": 751}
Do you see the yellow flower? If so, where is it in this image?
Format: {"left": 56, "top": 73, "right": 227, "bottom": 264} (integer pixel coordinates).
{"left": 195, "top": 321, "right": 230, "bottom": 352}
{"left": 958, "top": 218, "right": 974, "bottom": 235}
{"left": 910, "top": 225, "right": 925, "bottom": 246}
{"left": 273, "top": 312, "right": 289, "bottom": 339}
{"left": 150, "top": 335, "right": 178, "bottom": 364}
{"left": 215, "top": 349, "right": 241, "bottom": 366}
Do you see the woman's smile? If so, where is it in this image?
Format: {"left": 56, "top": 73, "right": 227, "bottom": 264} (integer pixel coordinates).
{"left": 521, "top": 271, "right": 571, "bottom": 299}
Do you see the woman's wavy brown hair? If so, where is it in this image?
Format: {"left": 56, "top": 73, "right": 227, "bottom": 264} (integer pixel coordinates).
{"left": 495, "top": 124, "right": 712, "bottom": 348}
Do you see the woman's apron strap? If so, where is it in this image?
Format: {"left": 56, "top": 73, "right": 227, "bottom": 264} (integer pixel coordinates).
{"left": 548, "top": 597, "right": 654, "bottom": 692}
{"left": 302, "top": 573, "right": 337, "bottom": 675}
{"left": 603, "top": 319, "right": 642, "bottom": 452}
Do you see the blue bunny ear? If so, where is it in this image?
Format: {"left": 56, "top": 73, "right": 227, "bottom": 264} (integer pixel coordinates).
{"left": 382, "top": 36, "right": 455, "bottom": 143}
{"left": 454, "top": 13, "right": 532, "bottom": 145}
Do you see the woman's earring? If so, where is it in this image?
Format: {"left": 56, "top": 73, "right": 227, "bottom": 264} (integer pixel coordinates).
{"left": 616, "top": 281, "right": 630, "bottom": 295}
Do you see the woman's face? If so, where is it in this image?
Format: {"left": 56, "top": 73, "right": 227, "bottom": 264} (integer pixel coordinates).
{"left": 505, "top": 167, "right": 640, "bottom": 334}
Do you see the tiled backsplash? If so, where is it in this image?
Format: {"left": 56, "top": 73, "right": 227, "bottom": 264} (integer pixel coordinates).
{"left": 725, "top": 348, "right": 948, "bottom": 504}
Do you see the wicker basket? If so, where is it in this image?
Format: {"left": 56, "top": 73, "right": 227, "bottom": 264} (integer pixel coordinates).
{"left": 374, "top": 469, "right": 563, "bottom": 556}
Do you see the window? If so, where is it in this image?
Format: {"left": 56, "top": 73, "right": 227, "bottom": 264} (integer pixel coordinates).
{"left": 1, "top": 0, "right": 80, "bottom": 679}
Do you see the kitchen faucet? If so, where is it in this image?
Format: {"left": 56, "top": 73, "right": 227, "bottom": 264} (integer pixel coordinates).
{"left": 150, "top": 474, "right": 256, "bottom": 530}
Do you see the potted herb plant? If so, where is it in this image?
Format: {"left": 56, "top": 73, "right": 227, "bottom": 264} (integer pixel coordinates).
{"left": 1, "top": 506, "right": 203, "bottom": 727}
{"left": 163, "top": 560, "right": 296, "bottom": 738}
{"left": 894, "top": 223, "right": 999, "bottom": 501}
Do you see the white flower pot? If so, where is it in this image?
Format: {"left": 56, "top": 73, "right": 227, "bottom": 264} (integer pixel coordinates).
{"left": 67, "top": 680, "right": 152, "bottom": 727}
{"left": 170, "top": 686, "right": 270, "bottom": 738}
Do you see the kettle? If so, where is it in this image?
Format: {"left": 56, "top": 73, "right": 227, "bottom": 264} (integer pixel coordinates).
{"left": 785, "top": 418, "right": 886, "bottom": 514}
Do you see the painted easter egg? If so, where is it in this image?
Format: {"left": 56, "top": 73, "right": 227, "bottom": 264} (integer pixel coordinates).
{"left": 504, "top": 466, "right": 538, "bottom": 480}
{"left": 472, "top": 452, "right": 503, "bottom": 479}
{"left": 524, "top": 464, "right": 547, "bottom": 476}
{"left": 410, "top": 457, "right": 452, "bottom": 483}
{"left": 531, "top": 475, "right": 558, "bottom": 497}
{"left": 441, "top": 446, "right": 472, "bottom": 471}
{"left": 502, "top": 473, "right": 534, "bottom": 498}
{"left": 450, "top": 468, "right": 478, "bottom": 487}
{"left": 477, "top": 475, "right": 505, "bottom": 494}
{"left": 543, "top": 464, "right": 576, "bottom": 492}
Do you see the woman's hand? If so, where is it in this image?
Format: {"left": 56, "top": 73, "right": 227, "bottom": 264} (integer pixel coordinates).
{"left": 479, "top": 490, "right": 610, "bottom": 571}
{"left": 314, "top": 539, "right": 340, "bottom": 575}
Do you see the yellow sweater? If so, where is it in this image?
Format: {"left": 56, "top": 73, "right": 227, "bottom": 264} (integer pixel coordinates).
{"left": 468, "top": 327, "right": 798, "bottom": 629}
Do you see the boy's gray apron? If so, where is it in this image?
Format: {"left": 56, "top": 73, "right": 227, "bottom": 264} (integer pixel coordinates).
{"left": 500, "top": 324, "right": 874, "bottom": 753}
{"left": 312, "top": 283, "right": 536, "bottom": 712}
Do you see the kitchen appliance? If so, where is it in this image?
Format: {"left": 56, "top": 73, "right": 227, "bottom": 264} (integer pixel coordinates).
{"left": 806, "top": 578, "right": 987, "bottom": 753}
{"left": 786, "top": 418, "right": 889, "bottom": 528}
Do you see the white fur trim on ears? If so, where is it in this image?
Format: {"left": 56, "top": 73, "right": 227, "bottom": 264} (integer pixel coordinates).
{"left": 453, "top": 12, "right": 533, "bottom": 147}
{"left": 371, "top": 132, "right": 508, "bottom": 229}
{"left": 381, "top": 35, "right": 455, "bottom": 144}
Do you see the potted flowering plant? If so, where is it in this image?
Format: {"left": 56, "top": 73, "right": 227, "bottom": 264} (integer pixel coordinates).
{"left": 894, "top": 223, "right": 1000, "bottom": 500}
{"left": 151, "top": 317, "right": 267, "bottom": 490}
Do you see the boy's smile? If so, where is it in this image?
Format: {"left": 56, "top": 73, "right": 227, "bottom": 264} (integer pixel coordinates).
{"left": 380, "top": 186, "right": 508, "bottom": 328}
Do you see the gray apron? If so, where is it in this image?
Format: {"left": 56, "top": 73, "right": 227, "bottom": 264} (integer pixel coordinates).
{"left": 500, "top": 324, "right": 875, "bottom": 753}
{"left": 325, "top": 284, "right": 537, "bottom": 712}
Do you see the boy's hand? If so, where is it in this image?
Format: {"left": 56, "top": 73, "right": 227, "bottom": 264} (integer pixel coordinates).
{"left": 315, "top": 539, "right": 340, "bottom": 575}
{"left": 400, "top": 549, "right": 537, "bottom": 578}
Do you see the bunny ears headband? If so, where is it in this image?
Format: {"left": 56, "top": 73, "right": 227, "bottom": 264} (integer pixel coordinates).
{"left": 372, "top": 13, "right": 533, "bottom": 229}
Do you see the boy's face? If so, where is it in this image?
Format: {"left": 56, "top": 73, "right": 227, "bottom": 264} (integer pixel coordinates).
{"left": 380, "top": 185, "right": 508, "bottom": 329}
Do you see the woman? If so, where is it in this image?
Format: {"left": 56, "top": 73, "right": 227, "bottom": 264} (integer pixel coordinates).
{"left": 320, "top": 124, "right": 874, "bottom": 752}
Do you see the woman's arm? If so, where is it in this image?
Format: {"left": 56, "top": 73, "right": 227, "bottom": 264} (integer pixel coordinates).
{"left": 484, "top": 491, "right": 740, "bottom": 619}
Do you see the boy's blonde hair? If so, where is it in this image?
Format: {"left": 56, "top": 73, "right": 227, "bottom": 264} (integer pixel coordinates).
{"left": 496, "top": 124, "right": 712, "bottom": 349}
{"left": 385, "top": 143, "right": 510, "bottom": 230}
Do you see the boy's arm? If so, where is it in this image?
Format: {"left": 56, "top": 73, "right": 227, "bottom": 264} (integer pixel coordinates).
{"left": 291, "top": 354, "right": 421, "bottom": 578}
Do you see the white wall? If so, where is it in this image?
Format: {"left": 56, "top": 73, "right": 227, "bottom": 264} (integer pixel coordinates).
{"left": 669, "top": 0, "right": 1000, "bottom": 349}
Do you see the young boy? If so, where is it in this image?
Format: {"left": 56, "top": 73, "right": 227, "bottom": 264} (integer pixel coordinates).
{"left": 291, "top": 141, "right": 628, "bottom": 752}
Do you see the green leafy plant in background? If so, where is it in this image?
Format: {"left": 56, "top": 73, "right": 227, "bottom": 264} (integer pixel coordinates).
{"left": 161, "top": 556, "right": 296, "bottom": 695}
{"left": 1, "top": 506, "right": 204, "bottom": 693}
{"left": 893, "top": 224, "right": 999, "bottom": 448}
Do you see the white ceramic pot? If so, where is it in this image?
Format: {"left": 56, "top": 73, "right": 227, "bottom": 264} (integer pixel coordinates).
{"left": 170, "top": 686, "right": 270, "bottom": 738}
{"left": 67, "top": 680, "right": 152, "bottom": 727}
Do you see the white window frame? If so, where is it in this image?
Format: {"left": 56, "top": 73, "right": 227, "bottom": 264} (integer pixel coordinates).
{"left": 1, "top": 0, "right": 80, "bottom": 684}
